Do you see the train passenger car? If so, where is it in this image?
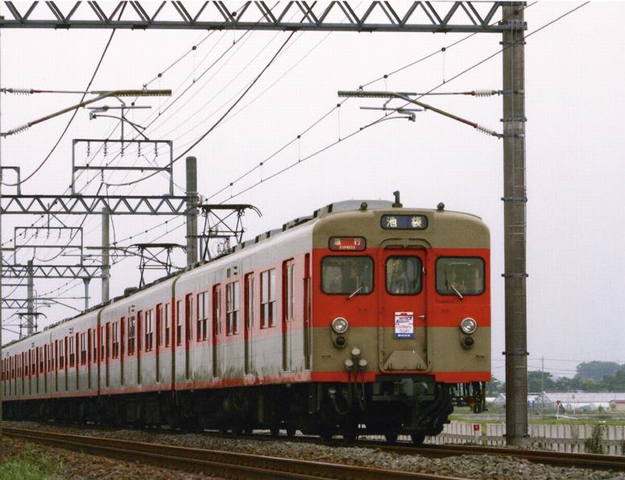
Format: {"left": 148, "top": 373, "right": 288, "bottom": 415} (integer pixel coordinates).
{"left": 2, "top": 196, "right": 490, "bottom": 443}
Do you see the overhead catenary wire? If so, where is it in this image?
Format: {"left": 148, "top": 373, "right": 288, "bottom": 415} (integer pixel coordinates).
{"left": 4, "top": 2, "right": 592, "bottom": 323}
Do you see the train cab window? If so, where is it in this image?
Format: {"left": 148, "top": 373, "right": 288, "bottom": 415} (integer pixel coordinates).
{"left": 386, "top": 257, "right": 422, "bottom": 295}
{"left": 321, "top": 257, "right": 373, "bottom": 295}
{"left": 436, "top": 257, "right": 485, "bottom": 296}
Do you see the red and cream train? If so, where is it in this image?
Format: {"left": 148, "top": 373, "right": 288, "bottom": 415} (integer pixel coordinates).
{"left": 2, "top": 196, "right": 490, "bottom": 443}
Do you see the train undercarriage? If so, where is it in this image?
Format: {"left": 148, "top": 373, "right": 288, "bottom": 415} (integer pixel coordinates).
{"left": 3, "top": 377, "right": 485, "bottom": 444}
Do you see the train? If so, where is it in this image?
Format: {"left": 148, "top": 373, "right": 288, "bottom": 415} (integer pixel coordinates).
{"left": 1, "top": 194, "right": 490, "bottom": 444}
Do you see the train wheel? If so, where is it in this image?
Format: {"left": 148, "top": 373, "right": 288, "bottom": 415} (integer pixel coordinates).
{"left": 411, "top": 433, "right": 425, "bottom": 445}
{"left": 270, "top": 426, "right": 280, "bottom": 437}
{"left": 286, "top": 425, "right": 296, "bottom": 437}
{"left": 344, "top": 434, "right": 358, "bottom": 443}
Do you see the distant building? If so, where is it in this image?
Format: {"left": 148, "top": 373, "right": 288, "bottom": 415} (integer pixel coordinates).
{"left": 544, "top": 392, "right": 625, "bottom": 412}
{"left": 490, "top": 392, "right": 625, "bottom": 412}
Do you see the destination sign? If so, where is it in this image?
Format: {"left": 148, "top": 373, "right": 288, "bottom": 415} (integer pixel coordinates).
{"left": 381, "top": 215, "right": 428, "bottom": 230}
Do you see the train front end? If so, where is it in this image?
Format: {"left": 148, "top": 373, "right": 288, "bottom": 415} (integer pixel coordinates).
{"left": 309, "top": 200, "right": 490, "bottom": 443}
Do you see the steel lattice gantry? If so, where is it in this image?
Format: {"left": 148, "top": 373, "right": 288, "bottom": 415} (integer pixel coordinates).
{"left": 0, "top": 194, "right": 190, "bottom": 215}
{"left": 1, "top": 263, "right": 103, "bottom": 279}
{"left": 0, "top": 1, "right": 515, "bottom": 33}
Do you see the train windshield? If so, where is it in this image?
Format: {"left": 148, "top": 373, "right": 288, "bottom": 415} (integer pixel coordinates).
{"left": 436, "top": 257, "right": 485, "bottom": 296}
{"left": 386, "top": 256, "right": 422, "bottom": 295}
{"left": 321, "top": 256, "right": 373, "bottom": 295}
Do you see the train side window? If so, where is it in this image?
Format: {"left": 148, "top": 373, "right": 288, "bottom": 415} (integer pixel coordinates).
{"left": 176, "top": 300, "right": 183, "bottom": 346}
{"left": 164, "top": 304, "right": 171, "bottom": 348}
{"left": 321, "top": 256, "right": 373, "bottom": 295}
{"left": 436, "top": 257, "right": 485, "bottom": 296}
{"left": 128, "top": 316, "right": 136, "bottom": 355}
{"left": 112, "top": 322, "right": 120, "bottom": 358}
{"left": 92, "top": 329, "right": 98, "bottom": 363}
{"left": 39, "top": 347, "right": 44, "bottom": 373}
{"left": 197, "top": 292, "right": 209, "bottom": 341}
{"left": 69, "top": 337, "right": 75, "bottom": 368}
{"left": 59, "top": 340, "right": 65, "bottom": 370}
{"left": 386, "top": 257, "right": 422, "bottom": 295}
{"left": 261, "top": 269, "right": 276, "bottom": 328}
{"left": 80, "top": 333, "right": 87, "bottom": 365}
{"left": 156, "top": 304, "right": 163, "bottom": 347}
{"left": 227, "top": 281, "right": 240, "bottom": 335}
{"left": 145, "top": 309, "right": 154, "bottom": 352}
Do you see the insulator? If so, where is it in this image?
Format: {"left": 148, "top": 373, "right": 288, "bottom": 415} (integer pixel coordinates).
{"left": 3, "top": 124, "right": 30, "bottom": 136}
{"left": 476, "top": 125, "right": 501, "bottom": 138}
{"left": 5, "top": 88, "right": 33, "bottom": 95}
{"left": 473, "top": 89, "right": 500, "bottom": 97}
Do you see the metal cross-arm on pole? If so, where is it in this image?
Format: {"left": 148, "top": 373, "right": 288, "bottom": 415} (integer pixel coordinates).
{"left": 338, "top": 90, "right": 502, "bottom": 138}
{"left": 0, "top": 89, "right": 171, "bottom": 137}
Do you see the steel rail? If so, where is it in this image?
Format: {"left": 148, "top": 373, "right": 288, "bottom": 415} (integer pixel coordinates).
{"left": 375, "top": 441, "right": 625, "bottom": 472}
{"left": 4, "top": 427, "right": 465, "bottom": 480}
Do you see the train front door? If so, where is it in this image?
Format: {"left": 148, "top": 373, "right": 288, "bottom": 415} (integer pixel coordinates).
{"left": 379, "top": 247, "right": 428, "bottom": 372}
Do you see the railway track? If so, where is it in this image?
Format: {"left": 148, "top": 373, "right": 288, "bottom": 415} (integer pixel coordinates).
{"left": 211, "top": 431, "right": 625, "bottom": 472}
{"left": 5, "top": 424, "right": 625, "bottom": 478}
{"left": 381, "top": 441, "right": 625, "bottom": 471}
{"left": 3, "top": 427, "right": 463, "bottom": 480}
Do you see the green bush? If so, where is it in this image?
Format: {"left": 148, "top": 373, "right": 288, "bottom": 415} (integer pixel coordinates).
{"left": 585, "top": 423, "right": 607, "bottom": 454}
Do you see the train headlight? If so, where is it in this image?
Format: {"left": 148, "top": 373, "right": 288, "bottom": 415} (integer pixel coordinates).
{"left": 331, "top": 317, "right": 349, "bottom": 334}
{"left": 460, "top": 317, "right": 477, "bottom": 335}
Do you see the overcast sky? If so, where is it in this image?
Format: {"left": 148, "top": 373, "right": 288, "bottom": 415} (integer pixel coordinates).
{"left": 0, "top": 2, "right": 623, "bottom": 380}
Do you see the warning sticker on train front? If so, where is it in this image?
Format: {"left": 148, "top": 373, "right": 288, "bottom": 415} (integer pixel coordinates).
{"left": 394, "top": 312, "right": 414, "bottom": 338}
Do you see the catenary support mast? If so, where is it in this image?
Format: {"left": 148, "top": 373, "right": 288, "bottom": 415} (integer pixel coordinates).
{"left": 502, "top": 3, "right": 528, "bottom": 447}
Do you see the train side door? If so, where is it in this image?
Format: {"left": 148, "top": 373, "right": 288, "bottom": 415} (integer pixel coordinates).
{"left": 282, "top": 259, "right": 295, "bottom": 372}
{"left": 185, "top": 294, "right": 193, "bottom": 381}
{"left": 244, "top": 274, "right": 254, "bottom": 375}
{"left": 212, "top": 285, "right": 222, "bottom": 378}
{"left": 379, "top": 248, "right": 428, "bottom": 372}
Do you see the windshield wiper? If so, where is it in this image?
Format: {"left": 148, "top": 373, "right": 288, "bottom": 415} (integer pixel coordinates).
{"left": 451, "top": 285, "right": 464, "bottom": 300}
{"left": 348, "top": 284, "right": 364, "bottom": 299}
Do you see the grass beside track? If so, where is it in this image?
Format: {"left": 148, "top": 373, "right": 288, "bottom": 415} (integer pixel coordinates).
{"left": 0, "top": 440, "right": 64, "bottom": 480}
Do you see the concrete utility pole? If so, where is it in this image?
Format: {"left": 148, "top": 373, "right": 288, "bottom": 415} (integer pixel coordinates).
{"left": 502, "top": 3, "right": 528, "bottom": 447}
{"left": 27, "top": 259, "right": 34, "bottom": 334}
{"left": 186, "top": 156, "right": 198, "bottom": 267}
{"left": 102, "top": 208, "right": 110, "bottom": 303}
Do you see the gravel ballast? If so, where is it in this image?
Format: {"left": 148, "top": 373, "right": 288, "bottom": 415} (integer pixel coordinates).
{"left": 1, "top": 423, "right": 624, "bottom": 479}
